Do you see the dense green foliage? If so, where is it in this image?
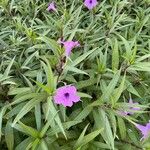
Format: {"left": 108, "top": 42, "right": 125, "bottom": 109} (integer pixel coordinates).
{"left": 0, "top": 0, "right": 150, "bottom": 149}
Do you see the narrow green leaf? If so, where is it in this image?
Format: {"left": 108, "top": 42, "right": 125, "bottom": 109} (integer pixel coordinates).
{"left": 74, "top": 106, "right": 92, "bottom": 121}
{"left": 37, "top": 36, "right": 60, "bottom": 57}
{"left": 31, "top": 138, "right": 40, "bottom": 150}
{"left": 17, "top": 121, "right": 39, "bottom": 138}
{"left": 117, "top": 117, "right": 126, "bottom": 140}
{"left": 74, "top": 124, "right": 89, "bottom": 149}
{"left": 47, "top": 120, "right": 82, "bottom": 136}
{"left": 15, "top": 137, "right": 33, "bottom": 150}
{"left": 12, "top": 97, "right": 43, "bottom": 126}
{"left": 37, "top": 139, "right": 48, "bottom": 150}
{"left": 21, "top": 51, "right": 38, "bottom": 68}
{"left": 112, "top": 73, "right": 126, "bottom": 105}
{"left": 71, "top": 49, "right": 95, "bottom": 67}
{"left": 41, "top": 58, "right": 55, "bottom": 93}
{"left": 40, "top": 111, "right": 58, "bottom": 138}
{"left": 3, "top": 56, "right": 15, "bottom": 77}
{"left": 101, "top": 70, "right": 121, "bottom": 102}
{"left": 11, "top": 93, "right": 45, "bottom": 106}
{"left": 75, "top": 128, "right": 103, "bottom": 149}
{"left": 47, "top": 96, "right": 66, "bottom": 139}
{"left": 92, "top": 141, "right": 111, "bottom": 149}
{"left": 35, "top": 104, "right": 41, "bottom": 131}
{"left": 0, "top": 105, "right": 8, "bottom": 141}
{"left": 65, "top": 66, "right": 88, "bottom": 75}
{"left": 112, "top": 38, "right": 119, "bottom": 70}
{"left": 8, "top": 87, "right": 31, "bottom": 95}
{"left": 98, "top": 109, "right": 115, "bottom": 149}
{"left": 5, "top": 120, "right": 14, "bottom": 150}
{"left": 77, "top": 92, "right": 92, "bottom": 99}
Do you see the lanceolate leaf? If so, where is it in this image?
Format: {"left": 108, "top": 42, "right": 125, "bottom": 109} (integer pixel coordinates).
{"left": 0, "top": 105, "right": 8, "bottom": 141}
{"left": 74, "top": 128, "right": 103, "bottom": 149}
{"left": 12, "top": 97, "right": 44, "bottom": 126}
{"left": 46, "top": 96, "right": 66, "bottom": 139}
{"left": 5, "top": 120, "right": 14, "bottom": 150}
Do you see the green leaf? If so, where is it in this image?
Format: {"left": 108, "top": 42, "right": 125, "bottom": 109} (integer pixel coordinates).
{"left": 12, "top": 97, "right": 43, "bottom": 126}
{"left": 37, "top": 36, "right": 60, "bottom": 57}
{"left": 41, "top": 58, "right": 55, "bottom": 93}
{"left": 117, "top": 117, "right": 126, "bottom": 140}
{"left": 46, "top": 96, "right": 66, "bottom": 139}
{"left": 21, "top": 51, "right": 38, "bottom": 68}
{"left": 115, "top": 34, "right": 132, "bottom": 60}
{"left": 108, "top": 111, "right": 117, "bottom": 138}
{"left": 77, "top": 92, "right": 92, "bottom": 99}
{"left": 112, "top": 38, "right": 119, "bottom": 70}
{"left": 31, "top": 138, "right": 40, "bottom": 150}
{"left": 126, "top": 80, "right": 141, "bottom": 97}
{"left": 8, "top": 87, "right": 31, "bottom": 95}
{"left": 14, "top": 121, "right": 39, "bottom": 138}
{"left": 74, "top": 106, "right": 92, "bottom": 121}
{"left": 75, "top": 128, "right": 103, "bottom": 149}
{"left": 136, "top": 54, "right": 150, "bottom": 62}
{"left": 74, "top": 124, "right": 89, "bottom": 149}
{"left": 70, "top": 49, "right": 95, "bottom": 67}
{"left": 0, "top": 105, "right": 8, "bottom": 141}
{"left": 5, "top": 120, "right": 14, "bottom": 150}
{"left": 47, "top": 120, "right": 82, "bottom": 136}
{"left": 35, "top": 104, "right": 41, "bottom": 131}
{"left": 3, "top": 56, "right": 15, "bottom": 77}
{"left": 11, "top": 93, "right": 43, "bottom": 105}
{"left": 97, "top": 109, "right": 115, "bottom": 150}
{"left": 101, "top": 70, "right": 121, "bottom": 102}
{"left": 128, "top": 62, "right": 150, "bottom": 72}
{"left": 37, "top": 139, "right": 48, "bottom": 150}
{"left": 92, "top": 141, "right": 111, "bottom": 149}
{"left": 112, "top": 73, "right": 126, "bottom": 105}
{"left": 5, "top": 102, "right": 26, "bottom": 118}
{"left": 75, "top": 78, "right": 97, "bottom": 89}
{"left": 129, "top": 43, "right": 137, "bottom": 64}
{"left": 15, "top": 137, "right": 33, "bottom": 150}
{"left": 40, "top": 111, "right": 58, "bottom": 138}
{"left": 32, "top": 80, "right": 51, "bottom": 94}
{"left": 64, "top": 66, "right": 88, "bottom": 75}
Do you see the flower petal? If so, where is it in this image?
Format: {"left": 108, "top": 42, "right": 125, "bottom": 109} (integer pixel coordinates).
{"left": 69, "top": 95, "right": 80, "bottom": 103}
{"left": 62, "top": 99, "right": 73, "bottom": 107}
{"left": 48, "top": 2, "right": 57, "bottom": 12}
{"left": 54, "top": 95, "right": 63, "bottom": 104}
{"left": 66, "top": 86, "right": 77, "bottom": 94}
{"left": 53, "top": 85, "right": 80, "bottom": 107}
{"left": 84, "top": 0, "right": 98, "bottom": 10}
{"left": 135, "top": 124, "right": 148, "bottom": 139}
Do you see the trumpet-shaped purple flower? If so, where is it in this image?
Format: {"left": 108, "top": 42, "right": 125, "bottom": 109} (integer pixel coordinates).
{"left": 58, "top": 39, "right": 80, "bottom": 57}
{"left": 117, "top": 110, "right": 128, "bottom": 116}
{"left": 54, "top": 85, "right": 80, "bottom": 107}
{"left": 84, "top": 0, "right": 98, "bottom": 10}
{"left": 48, "top": 2, "right": 57, "bottom": 12}
{"left": 118, "top": 99, "right": 140, "bottom": 116}
{"left": 128, "top": 99, "right": 140, "bottom": 115}
{"left": 136, "top": 122, "right": 150, "bottom": 140}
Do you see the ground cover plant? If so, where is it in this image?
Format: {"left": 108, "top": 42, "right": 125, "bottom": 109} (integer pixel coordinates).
{"left": 0, "top": 0, "right": 150, "bottom": 149}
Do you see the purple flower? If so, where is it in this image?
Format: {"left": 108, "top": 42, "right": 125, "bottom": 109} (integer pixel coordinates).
{"left": 117, "top": 110, "right": 128, "bottom": 116}
{"left": 118, "top": 99, "right": 140, "bottom": 116}
{"left": 136, "top": 122, "right": 150, "bottom": 140}
{"left": 128, "top": 99, "right": 140, "bottom": 115}
{"left": 58, "top": 39, "right": 80, "bottom": 57}
{"left": 84, "top": 0, "right": 98, "bottom": 10}
{"left": 48, "top": 2, "right": 57, "bottom": 12}
{"left": 54, "top": 85, "right": 80, "bottom": 107}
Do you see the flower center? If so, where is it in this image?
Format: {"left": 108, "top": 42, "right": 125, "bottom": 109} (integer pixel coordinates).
{"left": 64, "top": 92, "right": 70, "bottom": 98}
{"left": 89, "top": 0, "right": 92, "bottom": 4}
